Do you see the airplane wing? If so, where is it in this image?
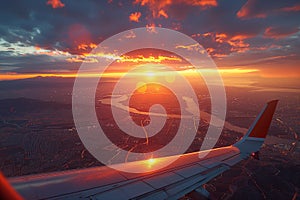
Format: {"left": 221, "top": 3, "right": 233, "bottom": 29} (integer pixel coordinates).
{"left": 2, "top": 100, "right": 278, "bottom": 200}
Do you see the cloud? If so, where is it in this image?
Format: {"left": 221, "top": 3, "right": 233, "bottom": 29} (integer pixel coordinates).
{"left": 77, "top": 43, "right": 97, "bottom": 50}
{"left": 0, "top": 38, "right": 71, "bottom": 57}
{"left": 187, "top": 0, "right": 217, "bottom": 7}
{"left": 129, "top": 12, "right": 142, "bottom": 22}
{"left": 0, "top": 0, "right": 134, "bottom": 56}
{"left": 34, "top": 48, "right": 71, "bottom": 57}
{"left": 66, "top": 55, "right": 98, "bottom": 63}
{"left": 158, "top": 9, "right": 168, "bottom": 18}
{"left": 237, "top": 0, "right": 300, "bottom": 19}
{"left": 81, "top": 52, "right": 182, "bottom": 63}
{"left": 191, "top": 32, "right": 251, "bottom": 58}
{"left": 146, "top": 23, "right": 157, "bottom": 33}
{"left": 175, "top": 43, "right": 206, "bottom": 54}
{"left": 133, "top": 0, "right": 172, "bottom": 18}
{"left": 117, "top": 55, "right": 182, "bottom": 63}
{"left": 133, "top": 0, "right": 217, "bottom": 19}
{"left": 236, "top": 0, "right": 266, "bottom": 19}
{"left": 46, "top": 0, "right": 65, "bottom": 9}
{"left": 280, "top": 4, "right": 300, "bottom": 12}
{"left": 264, "top": 26, "right": 299, "bottom": 39}
{"left": 123, "top": 30, "right": 136, "bottom": 39}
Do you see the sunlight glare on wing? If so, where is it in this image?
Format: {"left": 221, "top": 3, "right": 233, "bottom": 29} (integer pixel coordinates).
{"left": 147, "top": 157, "right": 156, "bottom": 168}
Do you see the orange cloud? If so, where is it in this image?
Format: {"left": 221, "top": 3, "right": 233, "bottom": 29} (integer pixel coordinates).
{"left": 77, "top": 43, "right": 97, "bottom": 50}
{"left": 35, "top": 46, "right": 41, "bottom": 51}
{"left": 80, "top": 52, "right": 182, "bottom": 64}
{"left": 133, "top": 0, "right": 217, "bottom": 18}
{"left": 237, "top": 0, "right": 266, "bottom": 19}
{"left": 213, "top": 34, "right": 249, "bottom": 53}
{"left": 215, "top": 33, "right": 250, "bottom": 53}
{"left": 46, "top": 0, "right": 65, "bottom": 8}
{"left": 66, "top": 56, "right": 98, "bottom": 63}
{"left": 264, "top": 26, "right": 299, "bottom": 39}
{"left": 215, "top": 33, "right": 227, "bottom": 43}
{"left": 146, "top": 23, "right": 157, "bottom": 33}
{"left": 238, "top": 1, "right": 300, "bottom": 19}
{"left": 230, "top": 34, "right": 252, "bottom": 40}
{"left": 237, "top": 10, "right": 266, "bottom": 19}
{"left": 129, "top": 12, "right": 142, "bottom": 22}
{"left": 212, "top": 53, "right": 227, "bottom": 58}
{"left": 202, "top": 32, "right": 212, "bottom": 37}
{"left": 188, "top": 0, "right": 217, "bottom": 7}
{"left": 158, "top": 9, "right": 168, "bottom": 18}
{"left": 117, "top": 55, "right": 182, "bottom": 63}
{"left": 133, "top": 0, "right": 171, "bottom": 18}
{"left": 191, "top": 32, "right": 252, "bottom": 56}
{"left": 175, "top": 43, "right": 205, "bottom": 53}
{"left": 280, "top": 4, "right": 300, "bottom": 12}
{"left": 82, "top": 52, "right": 121, "bottom": 60}
{"left": 206, "top": 47, "right": 214, "bottom": 54}
{"left": 227, "top": 39, "right": 249, "bottom": 53}
{"left": 191, "top": 32, "right": 216, "bottom": 38}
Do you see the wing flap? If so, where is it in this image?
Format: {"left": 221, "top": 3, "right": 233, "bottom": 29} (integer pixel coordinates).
{"left": 143, "top": 172, "right": 183, "bottom": 189}
{"left": 174, "top": 164, "right": 207, "bottom": 178}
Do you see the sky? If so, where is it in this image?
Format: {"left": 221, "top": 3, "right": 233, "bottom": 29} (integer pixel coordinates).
{"left": 0, "top": 0, "right": 299, "bottom": 81}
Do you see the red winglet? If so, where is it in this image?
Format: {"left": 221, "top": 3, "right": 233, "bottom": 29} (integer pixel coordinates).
{"left": 248, "top": 100, "right": 278, "bottom": 138}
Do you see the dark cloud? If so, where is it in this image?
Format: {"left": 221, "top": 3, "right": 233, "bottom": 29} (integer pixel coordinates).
{"left": 0, "top": 0, "right": 140, "bottom": 54}
{"left": 0, "top": 53, "right": 80, "bottom": 74}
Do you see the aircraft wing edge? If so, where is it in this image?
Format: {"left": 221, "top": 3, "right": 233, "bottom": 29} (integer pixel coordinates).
{"left": 3, "top": 100, "right": 278, "bottom": 200}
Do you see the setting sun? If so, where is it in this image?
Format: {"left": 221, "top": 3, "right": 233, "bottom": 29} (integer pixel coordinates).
{"left": 146, "top": 71, "right": 155, "bottom": 77}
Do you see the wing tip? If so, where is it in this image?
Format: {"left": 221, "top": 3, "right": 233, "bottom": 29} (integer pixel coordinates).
{"left": 267, "top": 99, "right": 279, "bottom": 105}
{"left": 234, "top": 100, "right": 279, "bottom": 153}
{"left": 247, "top": 99, "right": 279, "bottom": 139}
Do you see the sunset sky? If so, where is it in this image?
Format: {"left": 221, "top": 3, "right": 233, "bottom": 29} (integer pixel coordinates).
{"left": 0, "top": 0, "right": 299, "bottom": 81}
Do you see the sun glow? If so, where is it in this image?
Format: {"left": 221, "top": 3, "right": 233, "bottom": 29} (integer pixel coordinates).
{"left": 0, "top": 63, "right": 261, "bottom": 81}
{"left": 147, "top": 158, "right": 156, "bottom": 167}
{"left": 146, "top": 71, "right": 155, "bottom": 77}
